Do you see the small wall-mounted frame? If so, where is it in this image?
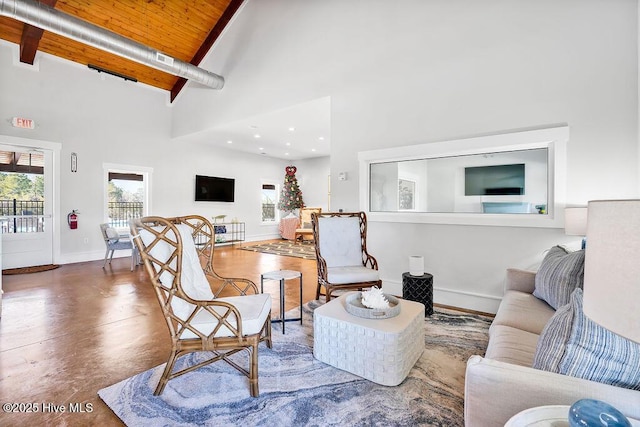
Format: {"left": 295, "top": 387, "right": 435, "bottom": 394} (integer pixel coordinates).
{"left": 71, "top": 152, "right": 77, "bottom": 172}
{"left": 398, "top": 179, "right": 416, "bottom": 210}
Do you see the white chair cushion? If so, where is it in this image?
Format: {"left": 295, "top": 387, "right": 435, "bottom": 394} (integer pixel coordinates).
{"left": 327, "top": 266, "right": 380, "bottom": 284}
{"left": 139, "top": 223, "right": 214, "bottom": 320}
{"left": 318, "top": 216, "right": 363, "bottom": 267}
{"left": 181, "top": 293, "right": 271, "bottom": 338}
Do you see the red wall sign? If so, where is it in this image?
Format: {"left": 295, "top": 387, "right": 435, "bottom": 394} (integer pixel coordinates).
{"left": 11, "top": 117, "right": 35, "bottom": 129}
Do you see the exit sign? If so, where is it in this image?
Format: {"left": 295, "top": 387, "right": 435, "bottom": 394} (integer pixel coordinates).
{"left": 11, "top": 117, "right": 35, "bottom": 129}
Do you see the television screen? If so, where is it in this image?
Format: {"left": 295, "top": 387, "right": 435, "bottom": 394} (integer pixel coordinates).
{"left": 465, "top": 164, "right": 525, "bottom": 196}
{"left": 195, "top": 175, "right": 235, "bottom": 202}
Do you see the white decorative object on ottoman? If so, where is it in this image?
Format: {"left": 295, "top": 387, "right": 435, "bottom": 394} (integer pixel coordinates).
{"left": 313, "top": 292, "right": 425, "bottom": 386}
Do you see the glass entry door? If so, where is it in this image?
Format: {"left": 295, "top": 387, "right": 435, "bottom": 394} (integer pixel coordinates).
{"left": 0, "top": 145, "right": 54, "bottom": 269}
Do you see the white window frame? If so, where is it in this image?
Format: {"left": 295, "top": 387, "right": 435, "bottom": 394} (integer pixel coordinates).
{"left": 358, "top": 126, "right": 568, "bottom": 228}
{"left": 103, "top": 163, "right": 153, "bottom": 229}
{"left": 260, "top": 180, "right": 279, "bottom": 224}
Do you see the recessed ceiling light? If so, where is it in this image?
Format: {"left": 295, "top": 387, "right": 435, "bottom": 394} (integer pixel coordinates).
{"left": 288, "top": 127, "right": 295, "bottom": 132}
{"left": 254, "top": 134, "right": 261, "bottom": 138}
{"left": 227, "top": 140, "right": 233, "bottom": 144}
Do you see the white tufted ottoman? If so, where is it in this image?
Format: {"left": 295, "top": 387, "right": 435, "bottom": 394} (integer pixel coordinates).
{"left": 313, "top": 292, "right": 425, "bottom": 386}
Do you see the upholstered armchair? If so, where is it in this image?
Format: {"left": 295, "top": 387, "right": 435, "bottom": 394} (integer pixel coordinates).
{"left": 311, "top": 211, "right": 381, "bottom": 301}
{"left": 130, "top": 215, "right": 272, "bottom": 396}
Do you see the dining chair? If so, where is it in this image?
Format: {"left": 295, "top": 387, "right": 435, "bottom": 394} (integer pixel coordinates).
{"left": 99, "top": 223, "right": 138, "bottom": 271}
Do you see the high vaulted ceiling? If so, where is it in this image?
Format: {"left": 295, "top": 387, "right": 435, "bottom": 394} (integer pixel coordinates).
{"left": 0, "top": 0, "right": 243, "bottom": 101}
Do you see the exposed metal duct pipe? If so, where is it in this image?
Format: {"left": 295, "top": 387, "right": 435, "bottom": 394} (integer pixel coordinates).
{"left": 0, "top": 0, "right": 225, "bottom": 89}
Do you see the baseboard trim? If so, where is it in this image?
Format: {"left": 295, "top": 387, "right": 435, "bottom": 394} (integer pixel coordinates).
{"left": 58, "top": 249, "right": 132, "bottom": 265}
{"left": 434, "top": 302, "right": 495, "bottom": 318}
{"left": 382, "top": 278, "right": 501, "bottom": 315}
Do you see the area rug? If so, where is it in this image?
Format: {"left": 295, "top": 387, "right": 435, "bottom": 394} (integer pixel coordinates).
{"left": 98, "top": 301, "right": 491, "bottom": 426}
{"left": 2, "top": 264, "right": 60, "bottom": 275}
{"left": 240, "top": 240, "right": 316, "bottom": 260}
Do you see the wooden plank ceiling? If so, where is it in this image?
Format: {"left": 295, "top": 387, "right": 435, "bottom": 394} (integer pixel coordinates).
{"left": 0, "top": 0, "right": 243, "bottom": 101}
{"left": 0, "top": 150, "right": 44, "bottom": 174}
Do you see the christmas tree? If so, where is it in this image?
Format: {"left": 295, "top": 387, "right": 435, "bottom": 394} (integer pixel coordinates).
{"left": 277, "top": 165, "right": 304, "bottom": 212}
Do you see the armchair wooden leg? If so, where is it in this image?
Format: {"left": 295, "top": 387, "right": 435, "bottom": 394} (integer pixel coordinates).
{"left": 262, "top": 315, "right": 273, "bottom": 349}
{"left": 154, "top": 351, "right": 179, "bottom": 396}
{"left": 249, "top": 341, "right": 259, "bottom": 397}
{"left": 323, "top": 284, "right": 334, "bottom": 302}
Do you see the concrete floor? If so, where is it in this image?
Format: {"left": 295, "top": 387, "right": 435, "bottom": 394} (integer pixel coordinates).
{"left": 0, "top": 241, "right": 318, "bottom": 426}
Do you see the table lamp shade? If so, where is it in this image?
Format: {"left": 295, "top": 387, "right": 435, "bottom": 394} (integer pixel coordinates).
{"left": 564, "top": 207, "right": 588, "bottom": 236}
{"left": 583, "top": 200, "right": 640, "bottom": 343}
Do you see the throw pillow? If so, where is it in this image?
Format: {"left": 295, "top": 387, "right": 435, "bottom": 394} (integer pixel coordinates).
{"left": 531, "top": 289, "right": 580, "bottom": 372}
{"left": 559, "top": 289, "right": 640, "bottom": 391}
{"left": 533, "top": 246, "right": 585, "bottom": 309}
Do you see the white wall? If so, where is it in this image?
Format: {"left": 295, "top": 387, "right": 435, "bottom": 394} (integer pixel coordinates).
{"left": 0, "top": 41, "right": 294, "bottom": 263}
{"left": 290, "top": 156, "right": 330, "bottom": 211}
{"left": 173, "top": 0, "right": 639, "bottom": 312}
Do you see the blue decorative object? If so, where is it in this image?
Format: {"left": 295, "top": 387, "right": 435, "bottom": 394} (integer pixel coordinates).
{"left": 569, "top": 399, "right": 631, "bottom": 427}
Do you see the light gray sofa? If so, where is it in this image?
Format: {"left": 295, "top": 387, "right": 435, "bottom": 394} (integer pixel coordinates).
{"left": 464, "top": 268, "right": 640, "bottom": 427}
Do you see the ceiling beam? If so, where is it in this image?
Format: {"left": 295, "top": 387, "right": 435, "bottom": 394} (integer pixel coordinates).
{"left": 170, "top": 0, "right": 244, "bottom": 102}
{"left": 19, "top": 0, "right": 58, "bottom": 64}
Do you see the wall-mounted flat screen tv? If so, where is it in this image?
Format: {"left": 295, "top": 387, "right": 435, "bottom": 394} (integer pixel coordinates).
{"left": 195, "top": 175, "right": 235, "bottom": 202}
{"left": 465, "top": 163, "right": 525, "bottom": 196}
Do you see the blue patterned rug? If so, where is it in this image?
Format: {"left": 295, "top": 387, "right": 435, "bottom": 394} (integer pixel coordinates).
{"left": 98, "top": 301, "right": 491, "bottom": 426}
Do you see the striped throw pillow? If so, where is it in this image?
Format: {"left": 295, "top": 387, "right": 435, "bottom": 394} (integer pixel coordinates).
{"left": 532, "top": 289, "right": 580, "bottom": 372}
{"left": 559, "top": 289, "right": 640, "bottom": 390}
{"left": 533, "top": 246, "right": 585, "bottom": 309}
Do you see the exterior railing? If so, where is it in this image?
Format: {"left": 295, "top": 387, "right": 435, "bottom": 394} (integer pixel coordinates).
{"left": 108, "top": 201, "right": 144, "bottom": 228}
{"left": 0, "top": 200, "right": 144, "bottom": 233}
{"left": 0, "top": 199, "right": 45, "bottom": 233}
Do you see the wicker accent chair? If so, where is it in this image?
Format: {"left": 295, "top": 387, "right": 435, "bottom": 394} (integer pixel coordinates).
{"left": 130, "top": 215, "right": 272, "bottom": 397}
{"left": 294, "top": 207, "right": 322, "bottom": 242}
{"left": 311, "top": 212, "right": 382, "bottom": 302}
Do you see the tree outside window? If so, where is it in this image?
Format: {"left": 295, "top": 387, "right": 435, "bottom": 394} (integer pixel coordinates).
{"left": 0, "top": 150, "right": 45, "bottom": 233}
{"left": 262, "top": 183, "right": 277, "bottom": 222}
{"left": 107, "top": 174, "right": 144, "bottom": 228}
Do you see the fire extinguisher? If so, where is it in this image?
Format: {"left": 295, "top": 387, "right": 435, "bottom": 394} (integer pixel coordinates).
{"left": 68, "top": 210, "right": 79, "bottom": 229}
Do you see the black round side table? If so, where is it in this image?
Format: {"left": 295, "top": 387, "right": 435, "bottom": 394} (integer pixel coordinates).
{"left": 402, "top": 272, "right": 433, "bottom": 316}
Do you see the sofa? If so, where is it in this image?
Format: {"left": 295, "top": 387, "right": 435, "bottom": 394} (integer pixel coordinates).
{"left": 464, "top": 266, "right": 640, "bottom": 426}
